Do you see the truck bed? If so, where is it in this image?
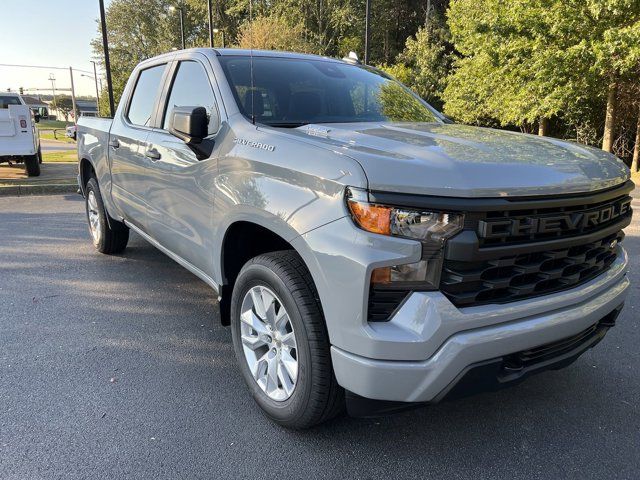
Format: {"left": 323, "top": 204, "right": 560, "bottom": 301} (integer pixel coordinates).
{"left": 77, "top": 116, "right": 114, "bottom": 194}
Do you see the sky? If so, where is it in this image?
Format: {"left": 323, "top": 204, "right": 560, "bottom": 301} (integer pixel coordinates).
{"left": 0, "top": 0, "right": 113, "bottom": 97}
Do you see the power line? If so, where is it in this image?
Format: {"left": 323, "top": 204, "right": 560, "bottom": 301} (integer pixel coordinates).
{"left": 0, "top": 63, "right": 94, "bottom": 75}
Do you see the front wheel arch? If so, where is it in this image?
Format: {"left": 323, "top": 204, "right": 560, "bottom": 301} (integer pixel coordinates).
{"left": 219, "top": 221, "right": 298, "bottom": 326}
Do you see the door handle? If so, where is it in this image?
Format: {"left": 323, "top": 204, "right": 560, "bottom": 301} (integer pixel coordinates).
{"left": 145, "top": 147, "right": 161, "bottom": 161}
{"left": 108, "top": 138, "right": 120, "bottom": 149}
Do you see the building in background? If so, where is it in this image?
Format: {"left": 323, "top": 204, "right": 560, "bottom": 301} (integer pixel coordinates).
{"left": 21, "top": 95, "right": 50, "bottom": 119}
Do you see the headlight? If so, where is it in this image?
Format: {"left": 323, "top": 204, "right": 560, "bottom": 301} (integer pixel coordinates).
{"left": 346, "top": 187, "right": 464, "bottom": 288}
{"left": 346, "top": 187, "right": 464, "bottom": 242}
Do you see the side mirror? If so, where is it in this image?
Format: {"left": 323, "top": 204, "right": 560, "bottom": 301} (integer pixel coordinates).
{"left": 168, "top": 106, "right": 215, "bottom": 145}
{"left": 168, "top": 106, "right": 219, "bottom": 160}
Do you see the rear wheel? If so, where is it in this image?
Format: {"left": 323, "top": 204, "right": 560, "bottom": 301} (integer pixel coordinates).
{"left": 24, "top": 151, "right": 40, "bottom": 177}
{"left": 85, "top": 177, "right": 129, "bottom": 254}
{"left": 230, "top": 251, "right": 344, "bottom": 429}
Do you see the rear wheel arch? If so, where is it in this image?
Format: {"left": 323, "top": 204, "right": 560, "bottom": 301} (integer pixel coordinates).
{"left": 79, "top": 158, "right": 95, "bottom": 193}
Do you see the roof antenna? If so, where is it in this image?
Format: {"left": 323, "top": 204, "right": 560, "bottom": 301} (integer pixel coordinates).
{"left": 249, "top": 0, "right": 255, "bottom": 125}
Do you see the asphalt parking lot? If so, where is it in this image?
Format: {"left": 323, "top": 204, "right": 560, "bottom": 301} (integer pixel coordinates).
{"left": 1, "top": 194, "right": 639, "bottom": 480}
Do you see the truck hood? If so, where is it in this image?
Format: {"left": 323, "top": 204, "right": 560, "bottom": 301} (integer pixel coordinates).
{"left": 287, "top": 122, "right": 630, "bottom": 198}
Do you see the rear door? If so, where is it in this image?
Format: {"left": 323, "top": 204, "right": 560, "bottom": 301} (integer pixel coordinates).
{"left": 109, "top": 63, "right": 169, "bottom": 230}
{"left": 143, "top": 55, "right": 224, "bottom": 275}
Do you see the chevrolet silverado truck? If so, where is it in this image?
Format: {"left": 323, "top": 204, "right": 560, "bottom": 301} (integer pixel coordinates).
{"left": 0, "top": 92, "right": 42, "bottom": 176}
{"left": 77, "top": 49, "right": 633, "bottom": 429}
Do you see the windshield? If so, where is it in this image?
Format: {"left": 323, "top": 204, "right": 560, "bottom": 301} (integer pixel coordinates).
{"left": 218, "top": 56, "right": 441, "bottom": 127}
{"left": 0, "top": 96, "right": 22, "bottom": 109}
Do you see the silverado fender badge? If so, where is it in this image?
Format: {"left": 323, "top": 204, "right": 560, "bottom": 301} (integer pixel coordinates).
{"left": 233, "top": 137, "right": 276, "bottom": 152}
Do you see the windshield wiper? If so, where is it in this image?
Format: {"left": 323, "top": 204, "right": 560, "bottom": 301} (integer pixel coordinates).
{"left": 262, "top": 122, "right": 309, "bottom": 128}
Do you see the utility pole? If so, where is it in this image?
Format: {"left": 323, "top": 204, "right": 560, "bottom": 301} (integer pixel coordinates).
{"left": 99, "top": 0, "right": 115, "bottom": 117}
{"left": 69, "top": 67, "right": 78, "bottom": 125}
{"left": 91, "top": 61, "right": 101, "bottom": 116}
{"left": 207, "top": 0, "right": 214, "bottom": 47}
{"left": 48, "top": 73, "right": 57, "bottom": 107}
{"left": 364, "top": 0, "right": 371, "bottom": 65}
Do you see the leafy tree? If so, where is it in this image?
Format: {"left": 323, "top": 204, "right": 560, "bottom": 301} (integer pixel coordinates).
{"left": 236, "top": 15, "right": 313, "bottom": 52}
{"left": 376, "top": 62, "right": 414, "bottom": 86}
{"left": 53, "top": 96, "right": 76, "bottom": 121}
{"left": 443, "top": 0, "right": 640, "bottom": 151}
{"left": 443, "top": 0, "right": 570, "bottom": 131}
{"left": 394, "top": 10, "right": 453, "bottom": 109}
{"left": 91, "top": 0, "right": 178, "bottom": 108}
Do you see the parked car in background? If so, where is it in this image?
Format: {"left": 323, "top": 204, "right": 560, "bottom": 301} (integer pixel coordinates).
{"left": 66, "top": 124, "right": 77, "bottom": 141}
{"left": 0, "top": 92, "right": 41, "bottom": 176}
{"left": 77, "top": 48, "right": 633, "bottom": 428}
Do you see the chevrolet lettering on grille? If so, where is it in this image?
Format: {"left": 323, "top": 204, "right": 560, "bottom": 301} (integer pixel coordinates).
{"left": 478, "top": 198, "right": 632, "bottom": 239}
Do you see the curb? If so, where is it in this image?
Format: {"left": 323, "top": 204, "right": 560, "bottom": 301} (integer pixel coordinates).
{"left": 0, "top": 183, "right": 79, "bottom": 197}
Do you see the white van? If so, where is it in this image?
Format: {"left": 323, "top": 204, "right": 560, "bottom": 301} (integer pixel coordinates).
{"left": 0, "top": 93, "right": 41, "bottom": 176}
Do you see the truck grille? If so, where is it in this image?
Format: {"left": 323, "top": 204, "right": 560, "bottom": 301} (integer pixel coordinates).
{"left": 476, "top": 195, "right": 632, "bottom": 247}
{"left": 440, "top": 185, "right": 633, "bottom": 308}
{"left": 441, "top": 232, "right": 622, "bottom": 307}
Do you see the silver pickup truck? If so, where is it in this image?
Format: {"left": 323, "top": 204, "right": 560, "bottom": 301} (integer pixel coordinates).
{"left": 77, "top": 48, "right": 633, "bottom": 428}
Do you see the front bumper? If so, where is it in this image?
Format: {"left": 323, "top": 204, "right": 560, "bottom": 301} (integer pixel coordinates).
{"left": 295, "top": 213, "right": 629, "bottom": 405}
{"left": 330, "top": 261, "right": 628, "bottom": 403}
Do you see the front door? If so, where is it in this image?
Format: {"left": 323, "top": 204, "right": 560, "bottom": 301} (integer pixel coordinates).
{"left": 143, "top": 58, "right": 223, "bottom": 276}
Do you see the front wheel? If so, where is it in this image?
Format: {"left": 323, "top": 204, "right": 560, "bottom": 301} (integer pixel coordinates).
{"left": 230, "top": 251, "right": 344, "bottom": 429}
{"left": 85, "top": 178, "right": 129, "bottom": 254}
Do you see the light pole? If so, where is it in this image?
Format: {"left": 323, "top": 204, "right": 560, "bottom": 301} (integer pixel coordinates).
{"left": 169, "top": 5, "right": 185, "bottom": 50}
{"left": 69, "top": 66, "right": 78, "bottom": 125}
{"left": 81, "top": 72, "right": 101, "bottom": 116}
{"left": 207, "top": 0, "right": 214, "bottom": 48}
{"left": 91, "top": 61, "right": 101, "bottom": 113}
{"left": 213, "top": 28, "right": 225, "bottom": 48}
{"left": 364, "top": 0, "right": 371, "bottom": 65}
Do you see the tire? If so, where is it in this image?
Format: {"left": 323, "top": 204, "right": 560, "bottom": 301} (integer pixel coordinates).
{"left": 230, "top": 251, "right": 344, "bottom": 429}
{"left": 25, "top": 152, "right": 40, "bottom": 177}
{"left": 85, "top": 177, "right": 129, "bottom": 254}
{"left": 38, "top": 145, "right": 42, "bottom": 164}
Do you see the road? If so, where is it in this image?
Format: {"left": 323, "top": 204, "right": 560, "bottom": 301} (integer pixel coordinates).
{"left": 1, "top": 194, "right": 639, "bottom": 480}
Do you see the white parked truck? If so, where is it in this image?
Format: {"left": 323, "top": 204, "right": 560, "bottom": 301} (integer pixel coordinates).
{"left": 0, "top": 92, "right": 42, "bottom": 176}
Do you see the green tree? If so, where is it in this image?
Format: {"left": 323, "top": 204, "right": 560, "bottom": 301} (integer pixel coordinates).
{"left": 91, "top": 0, "right": 178, "bottom": 108}
{"left": 394, "top": 9, "right": 453, "bottom": 109}
{"left": 444, "top": 0, "right": 569, "bottom": 131}
{"left": 236, "top": 15, "right": 313, "bottom": 52}
{"left": 53, "top": 96, "right": 76, "bottom": 121}
{"left": 443, "top": 0, "right": 640, "bottom": 148}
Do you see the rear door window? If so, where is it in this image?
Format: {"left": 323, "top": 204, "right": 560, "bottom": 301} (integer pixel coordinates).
{"left": 127, "top": 64, "right": 166, "bottom": 127}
